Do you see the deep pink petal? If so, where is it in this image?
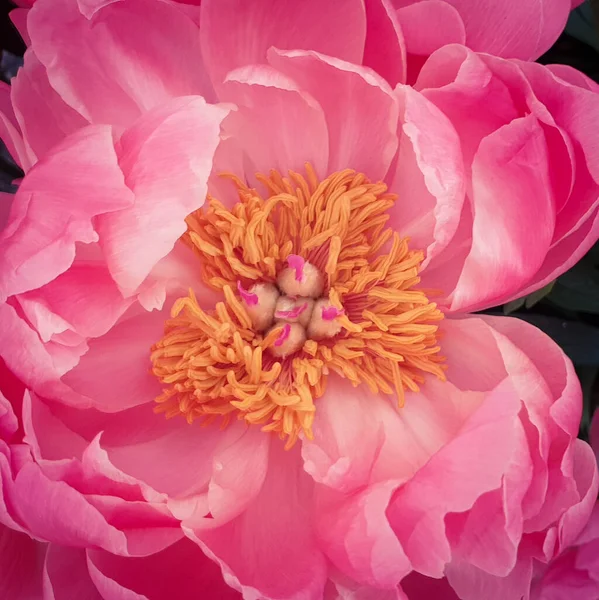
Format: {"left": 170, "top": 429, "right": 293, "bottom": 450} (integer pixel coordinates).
{"left": 389, "top": 85, "right": 465, "bottom": 266}
{"left": 96, "top": 96, "right": 228, "bottom": 296}
{"left": 9, "top": 8, "right": 31, "bottom": 47}
{"left": 0, "top": 524, "right": 45, "bottom": 599}
{"left": 188, "top": 442, "right": 328, "bottom": 600}
{"left": 268, "top": 49, "right": 399, "bottom": 181}
{"left": 400, "top": 573, "right": 461, "bottom": 600}
{"left": 363, "top": 0, "right": 407, "bottom": 86}
{"left": 0, "top": 125, "right": 133, "bottom": 301}
{"left": 221, "top": 65, "right": 329, "bottom": 178}
{"left": 88, "top": 538, "right": 241, "bottom": 600}
{"left": 29, "top": 0, "right": 214, "bottom": 129}
{"left": 200, "top": 0, "right": 367, "bottom": 89}
{"left": 43, "top": 544, "right": 101, "bottom": 600}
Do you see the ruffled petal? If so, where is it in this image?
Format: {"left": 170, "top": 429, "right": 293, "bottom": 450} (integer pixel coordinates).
{"left": 29, "top": 0, "right": 214, "bottom": 129}
{"left": 0, "top": 125, "right": 133, "bottom": 301}
{"left": 96, "top": 96, "right": 228, "bottom": 296}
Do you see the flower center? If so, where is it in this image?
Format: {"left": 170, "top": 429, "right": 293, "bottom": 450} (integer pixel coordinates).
{"left": 150, "top": 166, "right": 445, "bottom": 447}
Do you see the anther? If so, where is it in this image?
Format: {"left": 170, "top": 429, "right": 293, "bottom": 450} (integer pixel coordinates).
{"left": 307, "top": 299, "right": 344, "bottom": 340}
{"left": 277, "top": 256, "right": 324, "bottom": 298}
{"left": 268, "top": 322, "right": 307, "bottom": 358}
{"left": 238, "top": 281, "right": 279, "bottom": 331}
{"left": 275, "top": 296, "right": 315, "bottom": 327}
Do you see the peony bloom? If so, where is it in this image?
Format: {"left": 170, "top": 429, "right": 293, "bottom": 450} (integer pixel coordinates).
{"left": 1, "top": 1, "right": 599, "bottom": 599}
{"left": 529, "top": 413, "right": 599, "bottom": 600}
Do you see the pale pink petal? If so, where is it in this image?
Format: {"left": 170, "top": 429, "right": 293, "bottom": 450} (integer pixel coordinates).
{"left": 88, "top": 538, "right": 241, "bottom": 600}
{"left": 363, "top": 0, "right": 407, "bottom": 86}
{"left": 316, "top": 480, "right": 412, "bottom": 588}
{"left": 12, "top": 49, "right": 88, "bottom": 163}
{"left": 29, "top": 0, "right": 214, "bottom": 129}
{"left": 200, "top": 0, "right": 367, "bottom": 88}
{"left": 221, "top": 65, "right": 329, "bottom": 178}
{"left": 188, "top": 442, "right": 327, "bottom": 600}
{"left": 96, "top": 96, "right": 228, "bottom": 297}
{"left": 0, "top": 524, "right": 45, "bottom": 600}
{"left": 389, "top": 85, "right": 465, "bottom": 267}
{"left": 449, "top": 114, "right": 555, "bottom": 312}
{"left": 397, "top": 1, "right": 465, "bottom": 56}
{"left": 0, "top": 125, "right": 133, "bottom": 301}
{"left": 268, "top": 49, "right": 399, "bottom": 181}
{"left": 43, "top": 545, "right": 101, "bottom": 600}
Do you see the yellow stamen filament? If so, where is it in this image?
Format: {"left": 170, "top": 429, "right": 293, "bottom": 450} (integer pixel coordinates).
{"left": 151, "top": 166, "right": 445, "bottom": 447}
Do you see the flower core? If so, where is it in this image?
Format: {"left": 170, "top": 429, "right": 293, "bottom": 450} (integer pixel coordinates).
{"left": 150, "top": 166, "right": 445, "bottom": 447}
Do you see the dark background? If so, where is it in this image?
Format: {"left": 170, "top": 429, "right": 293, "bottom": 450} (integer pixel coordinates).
{"left": 0, "top": 0, "right": 599, "bottom": 437}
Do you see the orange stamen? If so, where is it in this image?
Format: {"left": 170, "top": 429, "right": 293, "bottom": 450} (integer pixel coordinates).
{"left": 151, "top": 166, "right": 445, "bottom": 447}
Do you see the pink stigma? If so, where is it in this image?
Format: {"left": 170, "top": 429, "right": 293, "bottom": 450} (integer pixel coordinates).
{"left": 275, "top": 302, "right": 308, "bottom": 320}
{"left": 287, "top": 255, "right": 305, "bottom": 282}
{"left": 322, "top": 306, "right": 344, "bottom": 321}
{"left": 274, "top": 323, "right": 291, "bottom": 347}
{"left": 237, "top": 281, "right": 258, "bottom": 306}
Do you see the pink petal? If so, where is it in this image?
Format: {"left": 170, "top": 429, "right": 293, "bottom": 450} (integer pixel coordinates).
{"left": 188, "top": 442, "right": 328, "bottom": 599}
{"left": 96, "top": 96, "right": 228, "bottom": 297}
{"left": 0, "top": 302, "right": 80, "bottom": 398}
{"left": 9, "top": 459, "right": 128, "bottom": 552}
{"left": 0, "top": 125, "right": 133, "bottom": 301}
{"left": 268, "top": 49, "right": 399, "bottom": 181}
{"left": 397, "top": 1, "right": 466, "bottom": 56}
{"left": 317, "top": 480, "right": 412, "bottom": 588}
{"left": 449, "top": 114, "right": 555, "bottom": 312}
{"left": 387, "top": 378, "right": 522, "bottom": 577}
{"left": 60, "top": 307, "right": 164, "bottom": 413}
{"left": 88, "top": 538, "right": 241, "bottom": 600}
{"left": 29, "top": 0, "right": 214, "bottom": 129}
{"left": 363, "top": 0, "right": 407, "bottom": 86}
{"left": 0, "top": 524, "right": 45, "bottom": 599}
{"left": 389, "top": 85, "right": 465, "bottom": 267}
{"left": 11, "top": 50, "right": 88, "bottom": 163}
{"left": 200, "top": 0, "right": 367, "bottom": 88}
{"left": 221, "top": 65, "right": 329, "bottom": 177}
{"left": 0, "top": 385, "right": 19, "bottom": 440}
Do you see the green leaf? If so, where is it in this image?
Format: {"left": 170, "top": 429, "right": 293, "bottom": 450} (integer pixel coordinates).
{"left": 524, "top": 281, "right": 555, "bottom": 308}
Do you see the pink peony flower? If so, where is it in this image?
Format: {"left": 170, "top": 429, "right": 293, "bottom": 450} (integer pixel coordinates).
{"left": 1, "top": 0, "right": 599, "bottom": 598}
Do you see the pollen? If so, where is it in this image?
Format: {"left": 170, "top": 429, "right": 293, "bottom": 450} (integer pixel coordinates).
{"left": 150, "top": 165, "right": 445, "bottom": 448}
